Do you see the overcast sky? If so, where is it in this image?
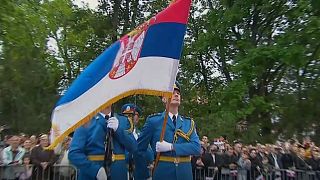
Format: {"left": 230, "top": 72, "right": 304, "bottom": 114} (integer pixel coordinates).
{"left": 73, "top": 0, "right": 99, "bottom": 9}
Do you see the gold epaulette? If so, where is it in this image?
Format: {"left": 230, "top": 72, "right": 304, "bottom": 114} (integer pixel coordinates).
{"left": 174, "top": 129, "right": 190, "bottom": 142}
{"left": 173, "top": 117, "right": 195, "bottom": 143}
{"left": 187, "top": 119, "right": 195, "bottom": 137}
{"left": 126, "top": 116, "right": 134, "bottom": 133}
{"left": 121, "top": 113, "right": 134, "bottom": 133}
{"left": 180, "top": 116, "right": 195, "bottom": 137}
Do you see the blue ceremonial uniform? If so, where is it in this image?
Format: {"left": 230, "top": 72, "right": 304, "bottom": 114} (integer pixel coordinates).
{"left": 121, "top": 103, "right": 153, "bottom": 179}
{"left": 135, "top": 112, "right": 201, "bottom": 180}
{"left": 68, "top": 113, "right": 137, "bottom": 180}
{"left": 126, "top": 128, "right": 154, "bottom": 180}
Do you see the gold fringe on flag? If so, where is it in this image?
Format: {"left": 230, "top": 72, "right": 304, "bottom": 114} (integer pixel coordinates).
{"left": 46, "top": 89, "right": 172, "bottom": 150}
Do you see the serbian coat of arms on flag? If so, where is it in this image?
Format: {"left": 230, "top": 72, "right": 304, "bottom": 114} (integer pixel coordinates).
{"left": 49, "top": 0, "right": 192, "bottom": 149}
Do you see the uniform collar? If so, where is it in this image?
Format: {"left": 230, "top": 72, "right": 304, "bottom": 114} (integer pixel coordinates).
{"left": 168, "top": 112, "right": 178, "bottom": 121}
{"left": 99, "top": 112, "right": 111, "bottom": 118}
{"left": 165, "top": 112, "right": 182, "bottom": 130}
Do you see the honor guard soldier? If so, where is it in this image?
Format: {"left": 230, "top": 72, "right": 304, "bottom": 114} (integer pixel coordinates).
{"left": 68, "top": 105, "right": 137, "bottom": 180}
{"left": 135, "top": 82, "right": 201, "bottom": 180}
{"left": 121, "top": 103, "right": 142, "bottom": 140}
{"left": 121, "top": 103, "right": 154, "bottom": 180}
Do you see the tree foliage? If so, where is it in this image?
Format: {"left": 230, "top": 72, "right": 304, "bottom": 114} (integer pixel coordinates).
{"left": 181, "top": 0, "right": 320, "bottom": 143}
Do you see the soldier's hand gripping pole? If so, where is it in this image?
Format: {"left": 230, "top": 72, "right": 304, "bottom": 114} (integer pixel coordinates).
{"left": 152, "top": 97, "right": 171, "bottom": 175}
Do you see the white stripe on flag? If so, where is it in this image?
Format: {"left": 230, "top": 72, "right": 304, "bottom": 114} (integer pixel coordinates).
{"left": 52, "top": 57, "right": 178, "bottom": 134}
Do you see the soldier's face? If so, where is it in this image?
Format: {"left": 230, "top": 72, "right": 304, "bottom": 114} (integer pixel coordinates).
{"left": 170, "top": 89, "right": 181, "bottom": 105}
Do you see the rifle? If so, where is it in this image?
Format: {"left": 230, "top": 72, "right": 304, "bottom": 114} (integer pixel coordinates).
{"left": 128, "top": 153, "right": 134, "bottom": 180}
{"left": 104, "top": 112, "right": 114, "bottom": 179}
{"left": 128, "top": 114, "right": 135, "bottom": 180}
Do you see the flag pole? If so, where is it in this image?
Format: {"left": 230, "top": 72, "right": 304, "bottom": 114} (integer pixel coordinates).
{"left": 153, "top": 7, "right": 178, "bottom": 171}
{"left": 152, "top": 96, "right": 171, "bottom": 174}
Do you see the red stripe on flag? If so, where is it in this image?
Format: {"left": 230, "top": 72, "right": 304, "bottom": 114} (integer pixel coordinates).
{"left": 152, "top": 0, "right": 192, "bottom": 25}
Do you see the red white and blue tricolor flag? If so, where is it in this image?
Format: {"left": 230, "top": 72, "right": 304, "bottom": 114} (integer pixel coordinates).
{"left": 48, "top": 0, "right": 191, "bottom": 149}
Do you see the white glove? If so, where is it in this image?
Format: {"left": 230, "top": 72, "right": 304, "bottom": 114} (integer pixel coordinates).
{"left": 107, "top": 117, "right": 119, "bottom": 131}
{"left": 96, "top": 167, "right": 107, "bottom": 180}
{"left": 156, "top": 140, "right": 173, "bottom": 152}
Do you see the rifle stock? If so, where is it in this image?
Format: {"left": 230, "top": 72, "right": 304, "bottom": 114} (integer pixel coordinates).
{"left": 104, "top": 111, "right": 114, "bottom": 179}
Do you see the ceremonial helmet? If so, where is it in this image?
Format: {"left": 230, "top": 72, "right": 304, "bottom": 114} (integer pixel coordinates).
{"left": 121, "top": 103, "right": 142, "bottom": 116}
{"left": 173, "top": 81, "right": 181, "bottom": 93}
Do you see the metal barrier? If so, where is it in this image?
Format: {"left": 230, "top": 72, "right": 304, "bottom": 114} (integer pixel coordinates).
{"left": 193, "top": 167, "right": 320, "bottom": 180}
{"left": 0, "top": 164, "right": 77, "bottom": 180}
{"left": 2, "top": 164, "right": 320, "bottom": 180}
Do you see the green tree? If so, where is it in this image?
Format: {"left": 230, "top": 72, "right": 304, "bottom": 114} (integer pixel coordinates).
{"left": 1, "top": 0, "right": 319, "bottom": 145}
{"left": 0, "top": 0, "right": 59, "bottom": 133}
{"left": 180, "top": 0, "right": 320, "bottom": 143}
{"left": 0, "top": 0, "right": 115, "bottom": 134}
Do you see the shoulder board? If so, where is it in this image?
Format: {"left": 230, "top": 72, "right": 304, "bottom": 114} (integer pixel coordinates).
{"left": 181, "top": 115, "right": 192, "bottom": 120}
{"left": 95, "top": 114, "right": 101, "bottom": 120}
{"left": 147, "top": 113, "right": 162, "bottom": 118}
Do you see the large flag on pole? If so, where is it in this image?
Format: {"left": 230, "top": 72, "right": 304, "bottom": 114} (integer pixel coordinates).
{"left": 48, "top": 0, "right": 192, "bottom": 149}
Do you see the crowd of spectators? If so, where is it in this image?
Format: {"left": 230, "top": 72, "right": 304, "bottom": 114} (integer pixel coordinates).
{"left": 192, "top": 135, "right": 320, "bottom": 179}
{"left": 1, "top": 132, "right": 320, "bottom": 180}
{"left": 0, "top": 133, "right": 73, "bottom": 180}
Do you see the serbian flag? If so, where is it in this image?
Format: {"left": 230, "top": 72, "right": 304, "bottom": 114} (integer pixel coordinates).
{"left": 48, "top": 0, "right": 192, "bottom": 149}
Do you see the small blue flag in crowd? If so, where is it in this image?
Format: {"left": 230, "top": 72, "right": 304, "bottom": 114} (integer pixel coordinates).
{"left": 48, "top": 0, "right": 192, "bottom": 149}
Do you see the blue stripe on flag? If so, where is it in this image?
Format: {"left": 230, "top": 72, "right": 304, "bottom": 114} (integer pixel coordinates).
{"left": 56, "top": 41, "right": 121, "bottom": 107}
{"left": 140, "top": 22, "right": 186, "bottom": 60}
